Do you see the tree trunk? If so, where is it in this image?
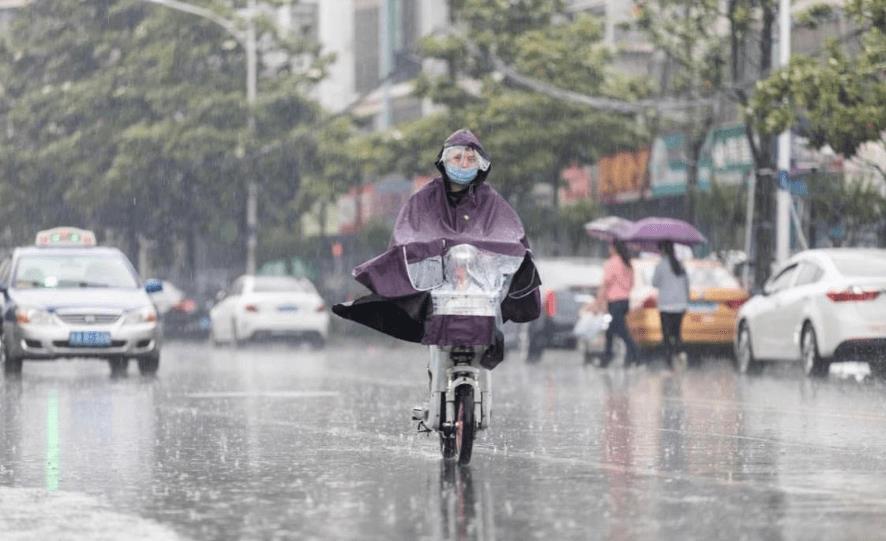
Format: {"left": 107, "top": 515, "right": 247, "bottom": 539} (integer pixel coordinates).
{"left": 729, "top": 0, "right": 777, "bottom": 289}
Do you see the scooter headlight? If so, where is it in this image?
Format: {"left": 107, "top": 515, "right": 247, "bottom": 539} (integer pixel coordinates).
{"left": 123, "top": 306, "right": 158, "bottom": 325}
{"left": 15, "top": 306, "right": 56, "bottom": 326}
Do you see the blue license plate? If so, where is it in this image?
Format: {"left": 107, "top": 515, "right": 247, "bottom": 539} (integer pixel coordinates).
{"left": 277, "top": 305, "right": 298, "bottom": 312}
{"left": 69, "top": 331, "right": 112, "bottom": 347}
{"left": 689, "top": 301, "right": 717, "bottom": 313}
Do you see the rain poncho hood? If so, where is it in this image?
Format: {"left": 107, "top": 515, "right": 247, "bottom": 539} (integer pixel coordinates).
{"left": 333, "top": 130, "right": 541, "bottom": 346}
{"left": 435, "top": 128, "right": 492, "bottom": 186}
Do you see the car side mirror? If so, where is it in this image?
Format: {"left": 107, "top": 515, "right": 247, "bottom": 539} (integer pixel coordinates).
{"left": 144, "top": 279, "right": 163, "bottom": 294}
{"left": 215, "top": 289, "right": 227, "bottom": 302}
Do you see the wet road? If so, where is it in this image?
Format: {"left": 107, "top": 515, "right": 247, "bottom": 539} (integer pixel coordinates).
{"left": 2, "top": 340, "right": 886, "bottom": 540}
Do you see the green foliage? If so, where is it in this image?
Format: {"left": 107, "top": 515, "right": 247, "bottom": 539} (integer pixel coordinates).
{"left": 373, "top": 0, "right": 646, "bottom": 212}
{"left": 695, "top": 182, "right": 747, "bottom": 251}
{"left": 806, "top": 172, "right": 886, "bottom": 246}
{"left": 750, "top": 0, "right": 886, "bottom": 157}
{"left": 558, "top": 199, "right": 603, "bottom": 254}
{"left": 0, "top": 0, "right": 330, "bottom": 274}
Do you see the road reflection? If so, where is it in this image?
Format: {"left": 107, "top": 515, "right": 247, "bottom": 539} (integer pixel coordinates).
{"left": 0, "top": 368, "right": 157, "bottom": 498}
{"left": 427, "top": 461, "right": 497, "bottom": 541}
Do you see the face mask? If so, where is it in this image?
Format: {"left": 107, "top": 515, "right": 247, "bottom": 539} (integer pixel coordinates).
{"left": 445, "top": 164, "right": 479, "bottom": 185}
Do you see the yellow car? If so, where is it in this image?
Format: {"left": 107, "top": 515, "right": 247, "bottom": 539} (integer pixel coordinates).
{"left": 627, "top": 258, "right": 748, "bottom": 351}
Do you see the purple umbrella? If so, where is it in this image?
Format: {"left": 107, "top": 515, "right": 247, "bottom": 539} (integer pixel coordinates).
{"left": 622, "top": 217, "right": 706, "bottom": 246}
{"left": 584, "top": 216, "right": 634, "bottom": 241}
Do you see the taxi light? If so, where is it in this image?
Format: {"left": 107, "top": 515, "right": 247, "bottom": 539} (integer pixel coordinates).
{"left": 641, "top": 295, "right": 657, "bottom": 309}
{"left": 544, "top": 290, "right": 557, "bottom": 317}
{"left": 245, "top": 304, "right": 259, "bottom": 313}
{"left": 35, "top": 227, "right": 97, "bottom": 247}
{"left": 827, "top": 289, "right": 880, "bottom": 302}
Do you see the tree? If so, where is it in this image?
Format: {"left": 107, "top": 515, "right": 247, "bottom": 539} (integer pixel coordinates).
{"left": 366, "top": 0, "right": 646, "bottom": 253}
{"left": 634, "top": 0, "right": 727, "bottom": 224}
{"left": 0, "top": 0, "right": 329, "bottom": 278}
{"left": 750, "top": 0, "right": 885, "bottom": 161}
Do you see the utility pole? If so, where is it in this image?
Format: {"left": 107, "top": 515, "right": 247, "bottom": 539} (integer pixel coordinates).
{"left": 775, "top": 0, "right": 792, "bottom": 263}
{"left": 245, "top": 0, "right": 258, "bottom": 275}
{"left": 378, "top": 0, "right": 397, "bottom": 130}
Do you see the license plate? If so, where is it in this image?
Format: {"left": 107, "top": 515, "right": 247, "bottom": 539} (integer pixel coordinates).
{"left": 69, "top": 331, "right": 112, "bottom": 347}
{"left": 689, "top": 301, "right": 717, "bottom": 313}
{"left": 277, "top": 305, "right": 298, "bottom": 312}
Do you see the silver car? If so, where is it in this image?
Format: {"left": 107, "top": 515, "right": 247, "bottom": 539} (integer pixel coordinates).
{"left": 0, "top": 243, "right": 163, "bottom": 376}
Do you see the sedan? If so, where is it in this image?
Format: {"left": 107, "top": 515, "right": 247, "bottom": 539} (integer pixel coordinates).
{"left": 735, "top": 248, "right": 886, "bottom": 377}
{"left": 209, "top": 275, "right": 329, "bottom": 347}
{"left": 1, "top": 239, "right": 162, "bottom": 376}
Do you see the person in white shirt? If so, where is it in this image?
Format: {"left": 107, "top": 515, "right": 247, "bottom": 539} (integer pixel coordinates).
{"left": 652, "top": 241, "right": 690, "bottom": 369}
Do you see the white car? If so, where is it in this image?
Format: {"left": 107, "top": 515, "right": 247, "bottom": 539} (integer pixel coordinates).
{"left": 209, "top": 275, "right": 329, "bottom": 347}
{"left": 735, "top": 248, "right": 886, "bottom": 377}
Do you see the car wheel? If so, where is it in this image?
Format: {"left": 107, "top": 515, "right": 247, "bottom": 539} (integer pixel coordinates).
{"left": 138, "top": 352, "right": 160, "bottom": 376}
{"left": 210, "top": 324, "right": 224, "bottom": 347}
{"left": 308, "top": 334, "right": 326, "bottom": 350}
{"left": 801, "top": 324, "right": 830, "bottom": 378}
{"left": 869, "top": 362, "right": 886, "bottom": 380}
{"left": 525, "top": 328, "right": 544, "bottom": 364}
{"left": 1, "top": 332, "right": 23, "bottom": 376}
{"left": 108, "top": 356, "right": 128, "bottom": 377}
{"left": 231, "top": 319, "right": 242, "bottom": 348}
{"left": 735, "top": 323, "right": 763, "bottom": 375}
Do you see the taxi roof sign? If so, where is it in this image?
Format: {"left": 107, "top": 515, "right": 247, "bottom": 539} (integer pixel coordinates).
{"left": 35, "top": 227, "right": 97, "bottom": 247}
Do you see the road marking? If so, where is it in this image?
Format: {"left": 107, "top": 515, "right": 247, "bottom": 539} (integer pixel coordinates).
{"left": 185, "top": 391, "right": 340, "bottom": 399}
{"left": 46, "top": 389, "right": 59, "bottom": 492}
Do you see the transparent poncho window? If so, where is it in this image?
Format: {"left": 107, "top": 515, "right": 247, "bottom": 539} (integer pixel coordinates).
{"left": 406, "top": 244, "right": 523, "bottom": 318}
{"left": 440, "top": 146, "right": 491, "bottom": 171}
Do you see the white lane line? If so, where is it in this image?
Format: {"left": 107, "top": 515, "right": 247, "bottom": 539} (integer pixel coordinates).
{"left": 185, "top": 391, "right": 341, "bottom": 399}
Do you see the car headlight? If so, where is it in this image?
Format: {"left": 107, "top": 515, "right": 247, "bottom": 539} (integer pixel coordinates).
{"left": 123, "top": 306, "right": 158, "bottom": 325}
{"left": 15, "top": 306, "right": 56, "bottom": 325}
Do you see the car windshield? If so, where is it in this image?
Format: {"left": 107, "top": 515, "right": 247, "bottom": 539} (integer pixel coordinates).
{"left": 830, "top": 253, "right": 886, "bottom": 277}
{"left": 252, "top": 277, "right": 309, "bottom": 293}
{"left": 13, "top": 253, "right": 138, "bottom": 289}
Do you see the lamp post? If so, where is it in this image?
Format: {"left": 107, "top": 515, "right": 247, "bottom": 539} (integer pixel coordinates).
{"left": 775, "top": 0, "right": 792, "bottom": 264}
{"left": 141, "top": 0, "right": 259, "bottom": 275}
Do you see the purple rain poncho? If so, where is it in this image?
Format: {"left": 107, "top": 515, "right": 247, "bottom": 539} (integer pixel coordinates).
{"left": 332, "top": 129, "right": 541, "bottom": 347}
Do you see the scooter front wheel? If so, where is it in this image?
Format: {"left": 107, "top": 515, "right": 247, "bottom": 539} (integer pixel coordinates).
{"left": 440, "top": 393, "right": 456, "bottom": 459}
{"left": 453, "top": 386, "right": 475, "bottom": 465}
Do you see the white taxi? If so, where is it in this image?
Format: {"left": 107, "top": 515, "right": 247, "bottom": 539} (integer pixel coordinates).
{"left": 0, "top": 227, "right": 163, "bottom": 376}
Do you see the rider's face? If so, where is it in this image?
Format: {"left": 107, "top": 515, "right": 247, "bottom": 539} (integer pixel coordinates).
{"left": 446, "top": 148, "right": 479, "bottom": 169}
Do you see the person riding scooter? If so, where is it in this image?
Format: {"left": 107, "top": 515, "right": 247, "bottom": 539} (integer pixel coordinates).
{"left": 333, "top": 129, "right": 541, "bottom": 435}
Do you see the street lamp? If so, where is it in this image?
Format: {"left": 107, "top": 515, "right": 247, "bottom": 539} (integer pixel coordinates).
{"left": 140, "top": 0, "right": 259, "bottom": 275}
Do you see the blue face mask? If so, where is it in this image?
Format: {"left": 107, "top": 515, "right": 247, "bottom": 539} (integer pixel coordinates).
{"left": 444, "top": 164, "right": 479, "bottom": 185}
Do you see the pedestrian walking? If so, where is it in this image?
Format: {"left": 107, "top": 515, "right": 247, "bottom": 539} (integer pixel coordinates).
{"left": 652, "top": 240, "right": 690, "bottom": 369}
{"left": 595, "top": 239, "right": 640, "bottom": 367}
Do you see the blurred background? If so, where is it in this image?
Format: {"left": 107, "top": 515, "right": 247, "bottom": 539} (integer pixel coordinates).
{"left": 0, "top": 0, "right": 883, "bottom": 302}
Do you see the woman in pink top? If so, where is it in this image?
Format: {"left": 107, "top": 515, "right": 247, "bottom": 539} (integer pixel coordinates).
{"left": 596, "top": 240, "right": 639, "bottom": 366}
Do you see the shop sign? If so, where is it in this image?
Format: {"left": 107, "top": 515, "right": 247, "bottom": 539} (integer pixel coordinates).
{"left": 597, "top": 149, "right": 649, "bottom": 202}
